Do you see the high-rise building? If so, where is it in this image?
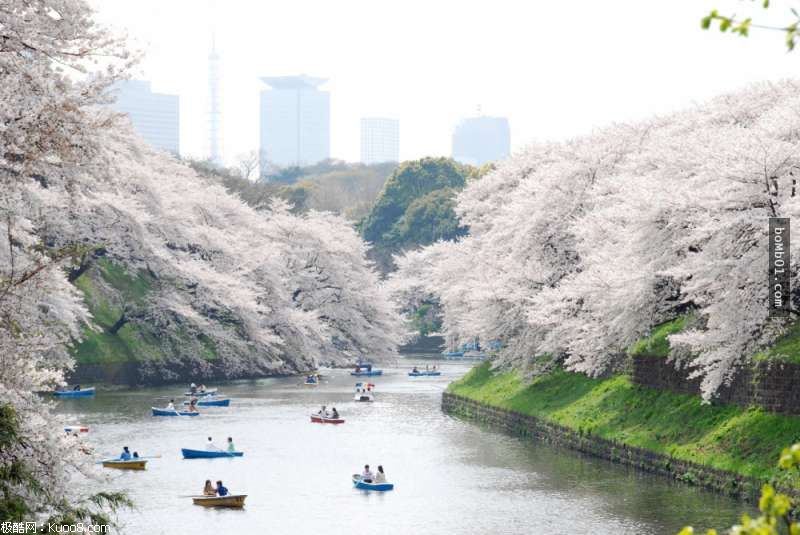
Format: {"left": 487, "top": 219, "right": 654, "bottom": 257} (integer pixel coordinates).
{"left": 111, "top": 80, "right": 180, "bottom": 155}
{"left": 208, "top": 33, "right": 222, "bottom": 165}
{"left": 360, "top": 117, "right": 399, "bottom": 164}
{"left": 451, "top": 116, "right": 510, "bottom": 166}
{"left": 259, "top": 75, "right": 330, "bottom": 173}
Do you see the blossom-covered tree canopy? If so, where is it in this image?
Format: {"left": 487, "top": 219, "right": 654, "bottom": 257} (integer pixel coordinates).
{"left": 390, "top": 81, "right": 800, "bottom": 400}
{"left": 0, "top": 0, "right": 401, "bottom": 520}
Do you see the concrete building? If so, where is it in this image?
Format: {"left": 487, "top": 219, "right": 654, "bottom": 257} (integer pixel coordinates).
{"left": 259, "top": 75, "right": 330, "bottom": 173}
{"left": 451, "top": 116, "right": 510, "bottom": 166}
{"left": 111, "top": 80, "right": 180, "bottom": 155}
{"left": 360, "top": 117, "right": 399, "bottom": 164}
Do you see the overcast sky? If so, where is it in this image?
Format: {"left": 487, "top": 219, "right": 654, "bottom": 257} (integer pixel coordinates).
{"left": 92, "top": 0, "right": 799, "bottom": 165}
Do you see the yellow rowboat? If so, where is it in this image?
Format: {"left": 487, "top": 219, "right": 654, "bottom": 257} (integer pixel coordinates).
{"left": 191, "top": 495, "right": 247, "bottom": 508}
{"left": 101, "top": 459, "right": 147, "bottom": 470}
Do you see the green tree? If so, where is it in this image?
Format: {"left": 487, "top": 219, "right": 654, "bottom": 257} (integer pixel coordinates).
{"left": 359, "top": 157, "right": 470, "bottom": 245}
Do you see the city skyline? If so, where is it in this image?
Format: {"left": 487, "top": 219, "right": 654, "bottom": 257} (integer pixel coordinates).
{"left": 92, "top": 0, "right": 800, "bottom": 165}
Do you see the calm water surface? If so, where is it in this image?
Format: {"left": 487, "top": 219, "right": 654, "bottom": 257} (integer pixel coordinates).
{"left": 54, "top": 358, "right": 753, "bottom": 535}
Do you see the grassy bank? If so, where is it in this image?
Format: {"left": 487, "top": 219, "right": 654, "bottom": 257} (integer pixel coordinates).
{"left": 449, "top": 362, "right": 800, "bottom": 489}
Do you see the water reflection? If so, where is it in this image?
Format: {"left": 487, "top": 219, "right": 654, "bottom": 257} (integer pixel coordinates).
{"left": 54, "top": 359, "right": 752, "bottom": 535}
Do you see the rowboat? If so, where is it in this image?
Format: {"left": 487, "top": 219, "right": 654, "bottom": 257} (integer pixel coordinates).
{"left": 152, "top": 407, "right": 200, "bottom": 417}
{"left": 183, "top": 388, "right": 217, "bottom": 397}
{"left": 442, "top": 350, "right": 464, "bottom": 357}
{"left": 354, "top": 391, "right": 374, "bottom": 402}
{"left": 310, "top": 414, "right": 345, "bottom": 424}
{"left": 350, "top": 370, "right": 383, "bottom": 377}
{"left": 303, "top": 381, "right": 318, "bottom": 387}
{"left": 181, "top": 448, "right": 244, "bottom": 459}
{"left": 102, "top": 459, "right": 147, "bottom": 470}
{"left": 53, "top": 387, "right": 95, "bottom": 397}
{"left": 64, "top": 425, "right": 89, "bottom": 434}
{"left": 192, "top": 495, "right": 247, "bottom": 508}
{"left": 408, "top": 371, "right": 442, "bottom": 377}
{"left": 352, "top": 475, "right": 393, "bottom": 491}
{"left": 182, "top": 398, "right": 230, "bottom": 407}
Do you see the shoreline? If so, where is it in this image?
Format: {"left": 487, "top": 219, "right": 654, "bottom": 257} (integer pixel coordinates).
{"left": 444, "top": 363, "right": 800, "bottom": 504}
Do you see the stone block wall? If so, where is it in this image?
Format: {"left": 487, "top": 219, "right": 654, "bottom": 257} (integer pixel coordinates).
{"left": 631, "top": 355, "right": 800, "bottom": 415}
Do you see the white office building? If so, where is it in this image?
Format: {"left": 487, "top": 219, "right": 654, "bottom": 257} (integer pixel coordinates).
{"left": 110, "top": 80, "right": 180, "bottom": 155}
{"left": 360, "top": 118, "right": 399, "bottom": 164}
{"left": 259, "top": 75, "right": 330, "bottom": 172}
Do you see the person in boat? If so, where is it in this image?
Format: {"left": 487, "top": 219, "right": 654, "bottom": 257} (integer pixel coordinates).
{"left": 366, "top": 363, "right": 372, "bottom": 372}
{"left": 133, "top": 451, "right": 139, "bottom": 459}
{"left": 317, "top": 405, "right": 328, "bottom": 417}
{"left": 119, "top": 446, "right": 131, "bottom": 460}
{"left": 203, "top": 480, "right": 216, "bottom": 497}
{"left": 190, "top": 382, "right": 197, "bottom": 394}
{"left": 331, "top": 407, "right": 339, "bottom": 419}
{"left": 216, "top": 480, "right": 228, "bottom": 497}
{"left": 166, "top": 399, "right": 175, "bottom": 410}
{"left": 73, "top": 384, "right": 81, "bottom": 391}
{"left": 425, "top": 364, "right": 429, "bottom": 371}
{"left": 188, "top": 398, "right": 199, "bottom": 413}
{"left": 412, "top": 366, "right": 419, "bottom": 373}
{"left": 206, "top": 437, "right": 220, "bottom": 451}
{"left": 374, "top": 465, "right": 386, "bottom": 483}
{"left": 227, "top": 437, "right": 235, "bottom": 453}
{"left": 361, "top": 464, "right": 374, "bottom": 483}
{"left": 199, "top": 384, "right": 207, "bottom": 393}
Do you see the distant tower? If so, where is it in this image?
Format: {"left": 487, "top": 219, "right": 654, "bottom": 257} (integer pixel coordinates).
{"left": 208, "top": 32, "right": 222, "bottom": 165}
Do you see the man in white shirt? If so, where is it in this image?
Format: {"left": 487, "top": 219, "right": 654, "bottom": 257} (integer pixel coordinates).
{"left": 205, "top": 437, "right": 220, "bottom": 451}
{"left": 361, "top": 464, "right": 374, "bottom": 483}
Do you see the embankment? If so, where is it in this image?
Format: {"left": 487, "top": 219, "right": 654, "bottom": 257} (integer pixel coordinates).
{"left": 444, "top": 362, "right": 800, "bottom": 501}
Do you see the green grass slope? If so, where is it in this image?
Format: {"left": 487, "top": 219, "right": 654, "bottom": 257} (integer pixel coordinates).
{"left": 449, "top": 362, "right": 800, "bottom": 488}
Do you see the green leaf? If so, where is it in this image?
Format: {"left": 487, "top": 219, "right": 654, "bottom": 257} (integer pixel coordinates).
{"left": 701, "top": 15, "right": 712, "bottom": 30}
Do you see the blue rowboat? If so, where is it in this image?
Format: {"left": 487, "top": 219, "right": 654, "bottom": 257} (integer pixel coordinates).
{"left": 183, "top": 388, "right": 217, "bottom": 397}
{"left": 352, "top": 475, "right": 394, "bottom": 491}
{"left": 442, "top": 351, "right": 464, "bottom": 357}
{"left": 408, "top": 371, "right": 442, "bottom": 377}
{"left": 53, "top": 387, "right": 95, "bottom": 397}
{"left": 182, "top": 398, "right": 230, "bottom": 407}
{"left": 181, "top": 448, "right": 243, "bottom": 459}
{"left": 350, "top": 370, "right": 383, "bottom": 377}
{"left": 152, "top": 407, "right": 199, "bottom": 417}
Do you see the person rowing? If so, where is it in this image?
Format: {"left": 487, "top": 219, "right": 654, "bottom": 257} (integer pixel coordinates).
{"left": 216, "top": 480, "right": 229, "bottom": 497}
{"left": 190, "top": 382, "right": 197, "bottom": 394}
{"left": 119, "top": 446, "right": 131, "bottom": 460}
{"left": 331, "top": 407, "right": 339, "bottom": 419}
{"left": 317, "top": 405, "right": 329, "bottom": 417}
{"left": 412, "top": 366, "right": 419, "bottom": 373}
{"left": 203, "top": 480, "right": 216, "bottom": 496}
{"left": 166, "top": 399, "right": 175, "bottom": 411}
{"left": 73, "top": 384, "right": 81, "bottom": 391}
{"left": 361, "top": 464, "right": 374, "bottom": 483}
{"left": 187, "top": 398, "right": 199, "bottom": 413}
{"left": 227, "top": 437, "right": 235, "bottom": 453}
{"left": 205, "top": 437, "right": 221, "bottom": 452}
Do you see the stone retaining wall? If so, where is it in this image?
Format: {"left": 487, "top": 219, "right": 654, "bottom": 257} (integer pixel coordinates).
{"left": 442, "top": 392, "right": 773, "bottom": 502}
{"left": 632, "top": 356, "right": 800, "bottom": 415}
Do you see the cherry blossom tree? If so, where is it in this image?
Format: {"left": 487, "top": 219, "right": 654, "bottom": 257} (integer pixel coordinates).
{"left": 392, "top": 81, "right": 800, "bottom": 400}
